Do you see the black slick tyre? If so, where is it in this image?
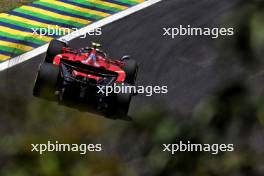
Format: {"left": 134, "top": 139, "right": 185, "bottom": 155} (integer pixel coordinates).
{"left": 33, "top": 63, "right": 60, "bottom": 100}
{"left": 122, "top": 59, "right": 138, "bottom": 85}
{"left": 45, "top": 39, "right": 68, "bottom": 63}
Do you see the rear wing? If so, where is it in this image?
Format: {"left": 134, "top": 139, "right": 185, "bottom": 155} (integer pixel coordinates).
{"left": 60, "top": 59, "right": 118, "bottom": 78}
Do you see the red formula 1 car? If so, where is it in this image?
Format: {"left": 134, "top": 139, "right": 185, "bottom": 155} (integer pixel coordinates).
{"left": 33, "top": 39, "right": 138, "bottom": 118}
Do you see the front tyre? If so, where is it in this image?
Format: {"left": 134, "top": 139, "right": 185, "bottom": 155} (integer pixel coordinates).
{"left": 33, "top": 63, "right": 60, "bottom": 100}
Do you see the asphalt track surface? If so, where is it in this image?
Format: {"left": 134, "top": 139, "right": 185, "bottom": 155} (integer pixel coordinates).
{"left": 0, "top": 0, "right": 241, "bottom": 126}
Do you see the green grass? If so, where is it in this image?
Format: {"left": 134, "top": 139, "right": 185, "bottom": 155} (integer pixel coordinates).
{"left": 0, "top": 0, "right": 34, "bottom": 13}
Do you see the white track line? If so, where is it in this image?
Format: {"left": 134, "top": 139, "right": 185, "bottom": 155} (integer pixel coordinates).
{"left": 0, "top": 0, "right": 162, "bottom": 72}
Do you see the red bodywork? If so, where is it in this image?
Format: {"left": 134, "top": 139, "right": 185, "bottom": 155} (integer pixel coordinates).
{"left": 53, "top": 47, "right": 126, "bottom": 82}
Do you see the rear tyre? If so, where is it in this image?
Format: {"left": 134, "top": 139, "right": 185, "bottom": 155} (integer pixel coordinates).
{"left": 45, "top": 39, "right": 68, "bottom": 63}
{"left": 33, "top": 63, "right": 60, "bottom": 100}
{"left": 115, "top": 90, "right": 132, "bottom": 117}
{"left": 122, "top": 59, "right": 138, "bottom": 85}
{"left": 106, "top": 83, "right": 132, "bottom": 119}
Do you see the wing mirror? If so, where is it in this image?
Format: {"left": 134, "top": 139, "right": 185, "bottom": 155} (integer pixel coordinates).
{"left": 121, "top": 55, "right": 130, "bottom": 61}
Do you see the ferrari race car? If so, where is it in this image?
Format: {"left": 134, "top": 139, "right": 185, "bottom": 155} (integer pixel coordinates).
{"left": 33, "top": 39, "right": 138, "bottom": 118}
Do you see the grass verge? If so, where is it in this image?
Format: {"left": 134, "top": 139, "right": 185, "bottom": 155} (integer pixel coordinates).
{"left": 0, "top": 0, "right": 34, "bottom": 12}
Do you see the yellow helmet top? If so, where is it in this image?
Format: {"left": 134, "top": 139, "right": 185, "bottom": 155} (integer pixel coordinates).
{"left": 92, "top": 42, "right": 101, "bottom": 48}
